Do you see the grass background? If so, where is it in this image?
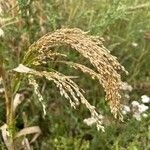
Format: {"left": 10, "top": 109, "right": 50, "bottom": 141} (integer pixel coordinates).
{"left": 0, "top": 0, "right": 150, "bottom": 149}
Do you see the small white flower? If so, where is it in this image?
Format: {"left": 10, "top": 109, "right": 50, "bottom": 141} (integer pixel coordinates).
{"left": 0, "top": 88, "right": 4, "bottom": 93}
{"left": 141, "top": 95, "right": 150, "bottom": 103}
{"left": 122, "top": 105, "right": 130, "bottom": 114}
{"left": 122, "top": 110, "right": 127, "bottom": 115}
{"left": 0, "top": 28, "right": 4, "bottom": 37}
{"left": 133, "top": 113, "right": 141, "bottom": 121}
{"left": 138, "top": 104, "right": 149, "bottom": 113}
{"left": 124, "top": 94, "right": 130, "bottom": 99}
{"left": 142, "top": 113, "right": 148, "bottom": 118}
{"left": 124, "top": 105, "right": 130, "bottom": 112}
{"left": 131, "top": 42, "right": 138, "bottom": 48}
{"left": 139, "top": 29, "right": 143, "bottom": 33}
{"left": 121, "top": 82, "right": 133, "bottom": 91}
{"left": 83, "top": 117, "right": 96, "bottom": 126}
{"left": 131, "top": 101, "right": 140, "bottom": 107}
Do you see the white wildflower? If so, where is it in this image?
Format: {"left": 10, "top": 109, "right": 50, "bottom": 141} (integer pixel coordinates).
{"left": 133, "top": 113, "right": 141, "bottom": 121}
{"left": 131, "top": 99, "right": 149, "bottom": 121}
{"left": 83, "top": 117, "right": 96, "bottom": 126}
{"left": 142, "top": 113, "right": 148, "bottom": 118}
{"left": 124, "top": 105, "right": 130, "bottom": 112}
{"left": 124, "top": 94, "right": 130, "bottom": 99}
{"left": 131, "top": 101, "right": 140, "bottom": 107}
{"left": 0, "top": 88, "right": 4, "bottom": 93}
{"left": 0, "top": 28, "right": 4, "bottom": 37}
{"left": 131, "top": 42, "right": 138, "bottom": 48}
{"left": 139, "top": 29, "right": 143, "bottom": 33}
{"left": 121, "top": 82, "right": 133, "bottom": 91}
{"left": 122, "top": 105, "right": 130, "bottom": 114}
{"left": 141, "top": 95, "right": 150, "bottom": 103}
{"left": 122, "top": 110, "right": 127, "bottom": 115}
{"left": 138, "top": 104, "right": 149, "bottom": 113}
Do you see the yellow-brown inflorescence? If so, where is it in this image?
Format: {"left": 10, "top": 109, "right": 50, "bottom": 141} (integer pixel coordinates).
{"left": 14, "top": 64, "right": 104, "bottom": 131}
{"left": 21, "top": 28, "right": 128, "bottom": 131}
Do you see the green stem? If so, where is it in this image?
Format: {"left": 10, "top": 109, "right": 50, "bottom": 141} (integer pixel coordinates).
{"left": 0, "top": 63, "right": 14, "bottom": 136}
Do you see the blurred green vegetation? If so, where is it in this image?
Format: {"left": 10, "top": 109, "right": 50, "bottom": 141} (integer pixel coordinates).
{"left": 0, "top": 0, "right": 150, "bottom": 149}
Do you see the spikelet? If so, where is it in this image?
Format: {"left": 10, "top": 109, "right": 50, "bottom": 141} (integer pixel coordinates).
{"left": 13, "top": 64, "right": 104, "bottom": 131}
{"left": 28, "top": 75, "right": 46, "bottom": 117}
{"left": 24, "top": 28, "right": 127, "bottom": 120}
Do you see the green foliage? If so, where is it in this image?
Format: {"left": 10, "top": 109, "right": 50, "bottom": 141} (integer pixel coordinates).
{"left": 0, "top": 0, "right": 150, "bottom": 149}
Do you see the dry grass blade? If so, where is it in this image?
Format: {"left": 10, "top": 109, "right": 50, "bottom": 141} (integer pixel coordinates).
{"left": 24, "top": 28, "right": 127, "bottom": 120}
{"left": 13, "top": 93, "right": 25, "bottom": 113}
{"left": 22, "top": 138, "right": 31, "bottom": 150}
{"left": 15, "top": 126, "right": 41, "bottom": 143}
{"left": 0, "top": 124, "right": 14, "bottom": 150}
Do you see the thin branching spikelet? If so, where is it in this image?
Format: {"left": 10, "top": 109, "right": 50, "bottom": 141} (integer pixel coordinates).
{"left": 28, "top": 75, "right": 46, "bottom": 117}
{"left": 14, "top": 28, "right": 128, "bottom": 131}
{"left": 23, "top": 28, "right": 127, "bottom": 119}
{"left": 14, "top": 64, "right": 104, "bottom": 131}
